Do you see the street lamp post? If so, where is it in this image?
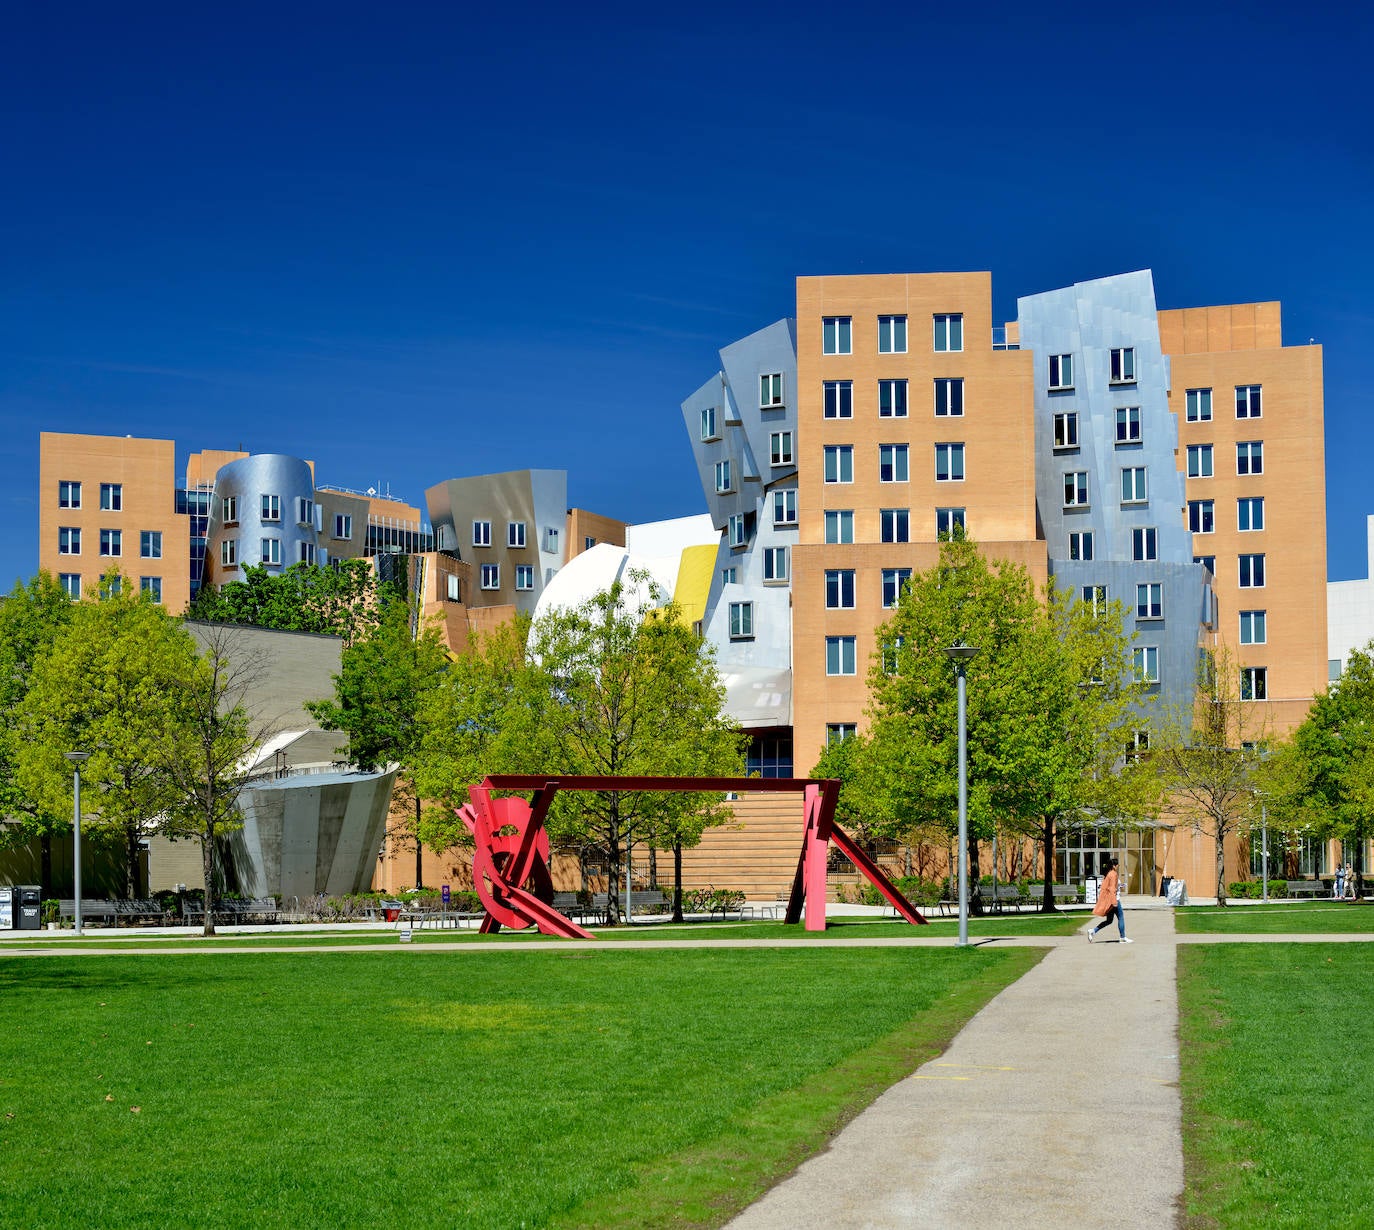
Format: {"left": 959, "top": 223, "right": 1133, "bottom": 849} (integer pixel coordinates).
{"left": 944, "top": 643, "right": 980, "bottom": 947}
{"left": 1261, "top": 797, "right": 1269, "bottom": 903}
{"left": 65, "top": 751, "right": 90, "bottom": 936}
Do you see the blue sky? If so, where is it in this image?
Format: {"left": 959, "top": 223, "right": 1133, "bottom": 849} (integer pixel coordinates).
{"left": 3, "top": 0, "right": 1371, "bottom": 591}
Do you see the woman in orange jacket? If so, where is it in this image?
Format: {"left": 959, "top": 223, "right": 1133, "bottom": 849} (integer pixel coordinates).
{"left": 1089, "top": 857, "right": 1132, "bottom": 943}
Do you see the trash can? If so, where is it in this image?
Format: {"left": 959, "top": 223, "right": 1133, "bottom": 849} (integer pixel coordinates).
{"left": 16, "top": 885, "right": 42, "bottom": 931}
{"left": 0, "top": 887, "right": 13, "bottom": 929}
{"left": 383, "top": 901, "right": 402, "bottom": 922}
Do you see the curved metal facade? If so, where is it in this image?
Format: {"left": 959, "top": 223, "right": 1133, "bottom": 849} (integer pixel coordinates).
{"left": 203, "top": 454, "right": 321, "bottom": 585}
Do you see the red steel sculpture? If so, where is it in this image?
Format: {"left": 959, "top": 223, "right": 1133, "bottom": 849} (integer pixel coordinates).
{"left": 458, "top": 775, "right": 927, "bottom": 937}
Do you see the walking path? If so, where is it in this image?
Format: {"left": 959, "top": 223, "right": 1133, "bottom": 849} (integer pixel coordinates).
{"left": 728, "top": 907, "right": 1183, "bottom": 1230}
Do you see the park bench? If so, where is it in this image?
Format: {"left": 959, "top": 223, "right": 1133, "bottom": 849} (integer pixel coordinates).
{"left": 112, "top": 898, "right": 172, "bottom": 925}
{"left": 985, "top": 885, "right": 1026, "bottom": 913}
{"left": 58, "top": 899, "right": 119, "bottom": 926}
{"left": 1286, "top": 880, "right": 1327, "bottom": 899}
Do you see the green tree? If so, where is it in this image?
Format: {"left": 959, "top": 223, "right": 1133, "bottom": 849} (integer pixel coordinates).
{"left": 1152, "top": 646, "right": 1270, "bottom": 905}
{"left": 187, "top": 559, "right": 384, "bottom": 646}
{"left": 414, "top": 578, "right": 746, "bottom": 924}
{"left": 159, "top": 623, "right": 266, "bottom": 935}
{"left": 0, "top": 572, "right": 76, "bottom": 893}
{"left": 863, "top": 535, "right": 1152, "bottom": 912}
{"left": 1280, "top": 642, "right": 1374, "bottom": 898}
{"left": 307, "top": 599, "right": 449, "bottom": 886}
{"left": 16, "top": 576, "right": 202, "bottom": 897}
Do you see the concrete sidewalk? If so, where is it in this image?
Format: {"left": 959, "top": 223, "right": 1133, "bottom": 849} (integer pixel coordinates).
{"left": 728, "top": 908, "right": 1182, "bottom": 1229}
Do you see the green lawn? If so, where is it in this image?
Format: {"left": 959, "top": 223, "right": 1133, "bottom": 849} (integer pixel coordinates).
{"left": 1176, "top": 903, "right": 1374, "bottom": 934}
{"left": 1178, "top": 943, "right": 1374, "bottom": 1227}
{"left": 0, "top": 945, "right": 1042, "bottom": 1228}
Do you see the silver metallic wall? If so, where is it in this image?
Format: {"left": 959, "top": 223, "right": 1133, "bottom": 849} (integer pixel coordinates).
{"left": 203, "top": 454, "right": 320, "bottom": 586}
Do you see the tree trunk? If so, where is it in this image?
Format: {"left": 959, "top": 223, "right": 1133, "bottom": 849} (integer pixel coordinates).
{"left": 968, "top": 836, "right": 984, "bottom": 916}
{"left": 1214, "top": 821, "right": 1228, "bottom": 906}
{"left": 648, "top": 844, "right": 658, "bottom": 888}
{"left": 672, "top": 842, "right": 684, "bottom": 923}
{"left": 201, "top": 832, "right": 217, "bottom": 937}
{"left": 414, "top": 794, "right": 423, "bottom": 889}
{"left": 1040, "top": 816, "right": 1057, "bottom": 912}
{"left": 606, "top": 828, "right": 622, "bottom": 926}
{"left": 125, "top": 826, "right": 140, "bottom": 899}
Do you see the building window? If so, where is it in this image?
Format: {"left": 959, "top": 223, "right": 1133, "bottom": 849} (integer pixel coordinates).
{"left": 1069, "top": 531, "right": 1094, "bottom": 561}
{"left": 773, "top": 489, "right": 798, "bottom": 527}
{"left": 446, "top": 574, "right": 461, "bottom": 601}
{"left": 1240, "top": 610, "right": 1267, "bottom": 645}
{"left": 877, "top": 314, "right": 907, "bottom": 353}
{"left": 933, "top": 314, "right": 963, "bottom": 353}
{"left": 715, "top": 459, "right": 734, "bottom": 493}
{"left": 1121, "top": 467, "right": 1147, "bottom": 503}
{"left": 1132, "top": 527, "right": 1158, "bottom": 562}
{"left": 1238, "top": 497, "right": 1265, "bottom": 532}
{"left": 58, "top": 480, "right": 82, "bottom": 509}
{"left": 1239, "top": 553, "right": 1266, "bottom": 588}
{"left": 1116, "top": 407, "right": 1142, "bottom": 444}
{"left": 1194, "top": 554, "right": 1216, "bottom": 575}
{"left": 824, "top": 445, "right": 854, "bottom": 484}
{"left": 935, "top": 443, "right": 965, "bottom": 482}
{"left": 507, "top": 521, "right": 527, "bottom": 549}
{"left": 700, "top": 405, "right": 718, "bottom": 441}
{"left": 1063, "top": 471, "right": 1089, "bottom": 507}
{"left": 770, "top": 431, "right": 794, "bottom": 467}
{"left": 260, "top": 494, "right": 280, "bottom": 522}
{"left": 515, "top": 564, "right": 534, "bottom": 591}
{"left": 1053, "top": 412, "right": 1079, "bottom": 450}
{"left": 1188, "top": 500, "right": 1215, "bottom": 534}
{"left": 825, "top": 510, "right": 854, "bottom": 544}
{"left": 473, "top": 520, "right": 492, "bottom": 547}
{"left": 824, "top": 380, "right": 853, "bottom": 419}
{"left": 222, "top": 495, "right": 238, "bottom": 524}
{"left": 880, "top": 508, "right": 910, "bottom": 543}
{"left": 221, "top": 538, "right": 238, "bottom": 567}
{"left": 298, "top": 542, "right": 316, "bottom": 565}
{"left": 823, "top": 316, "right": 852, "bottom": 355}
{"left": 1134, "top": 646, "right": 1160, "bottom": 684}
{"left": 1125, "top": 729, "right": 1151, "bottom": 763}
{"left": 932, "top": 377, "right": 963, "bottom": 418}
{"left": 1048, "top": 353, "right": 1073, "bottom": 390}
{"left": 100, "top": 528, "right": 122, "bottom": 557}
{"left": 140, "top": 530, "right": 162, "bottom": 559}
{"left": 334, "top": 514, "right": 353, "bottom": 539}
{"left": 1186, "top": 389, "right": 1212, "bottom": 422}
{"left": 728, "top": 514, "right": 748, "bottom": 548}
{"left": 1110, "top": 347, "right": 1136, "bottom": 383}
{"left": 760, "top": 372, "right": 785, "bottom": 409}
{"left": 260, "top": 537, "right": 281, "bottom": 566}
{"left": 826, "top": 636, "right": 857, "bottom": 676}
{"left": 295, "top": 497, "right": 315, "bottom": 526}
{"left": 584, "top": 536, "right": 596, "bottom": 551}
{"left": 544, "top": 526, "right": 559, "bottom": 554}
{"left": 100, "top": 483, "right": 123, "bottom": 512}
{"left": 1186, "top": 444, "right": 1214, "bottom": 478}
{"left": 720, "top": 567, "right": 737, "bottom": 586}
{"left": 1237, "top": 441, "right": 1264, "bottom": 475}
{"left": 936, "top": 507, "right": 966, "bottom": 540}
{"left": 763, "top": 546, "right": 789, "bottom": 583}
{"left": 1236, "top": 385, "right": 1263, "bottom": 419}
{"left": 59, "top": 573, "right": 81, "bottom": 598}
{"left": 1082, "top": 585, "right": 1109, "bottom": 616}
{"left": 58, "top": 527, "right": 81, "bottom": 555}
{"left": 881, "top": 568, "right": 912, "bottom": 608}
{"left": 480, "top": 563, "right": 500, "bottom": 590}
{"left": 826, "top": 723, "right": 858, "bottom": 744}
{"left": 879, "top": 379, "right": 909, "bottom": 418}
{"left": 1240, "top": 666, "right": 1268, "bottom": 701}
{"left": 879, "top": 444, "right": 909, "bottom": 483}
{"left": 729, "top": 601, "right": 755, "bottom": 639}
{"left": 825, "top": 570, "right": 856, "bottom": 609}
{"left": 1136, "top": 583, "right": 1163, "bottom": 620}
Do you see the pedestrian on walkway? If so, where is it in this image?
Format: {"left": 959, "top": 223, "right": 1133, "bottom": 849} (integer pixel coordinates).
{"left": 1089, "top": 857, "right": 1131, "bottom": 943}
{"left": 1334, "top": 863, "right": 1346, "bottom": 899}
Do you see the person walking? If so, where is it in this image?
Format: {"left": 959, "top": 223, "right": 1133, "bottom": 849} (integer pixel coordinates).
{"left": 1089, "top": 857, "right": 1131, "bottom": 943}
{"left": 1334, "top": 863, "right": 1346, "bottom": 900}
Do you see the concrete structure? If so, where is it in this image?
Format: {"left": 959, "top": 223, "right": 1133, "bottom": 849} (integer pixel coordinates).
{"left": 1328, "top": 514, "right": 1374, "bottom": 679}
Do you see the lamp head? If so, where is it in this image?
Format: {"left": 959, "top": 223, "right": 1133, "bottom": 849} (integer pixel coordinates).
{"left": 943, "top": 642, "right": 980, "bottom": 664}
{"left": 65, "top": 751, "right": 91, "bottom": 765}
